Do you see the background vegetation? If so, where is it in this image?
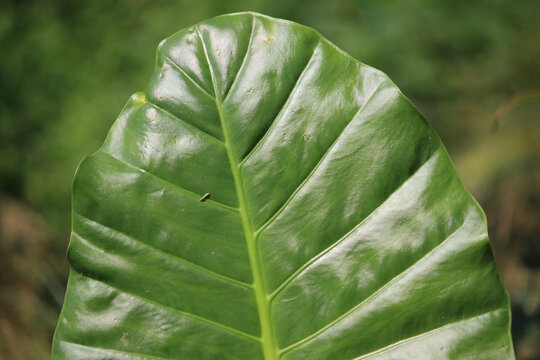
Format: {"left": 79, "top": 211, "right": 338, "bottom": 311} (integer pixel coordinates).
{"left": 1, "top": 0, "right": 538, "bottom": 359}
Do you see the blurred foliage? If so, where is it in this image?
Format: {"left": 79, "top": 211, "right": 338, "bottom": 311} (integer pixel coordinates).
{"left": 0, "top": 0, "right": 538, "bottom": 359}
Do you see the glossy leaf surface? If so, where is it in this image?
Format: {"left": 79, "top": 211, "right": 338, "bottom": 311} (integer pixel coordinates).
{"left": 52, "top": 12, "right": 514, "bottom": 360}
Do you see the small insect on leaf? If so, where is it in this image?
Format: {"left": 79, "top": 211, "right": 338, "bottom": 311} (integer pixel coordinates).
{"left": 199, "top": 192, "right": 210, "bottom": 202}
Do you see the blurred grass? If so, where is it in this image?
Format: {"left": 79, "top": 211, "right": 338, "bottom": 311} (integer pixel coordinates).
{"left": 0, "top": 0, "right": 538, "bottom": 359}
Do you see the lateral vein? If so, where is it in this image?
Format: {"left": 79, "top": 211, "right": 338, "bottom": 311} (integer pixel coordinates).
{"left": 73, "top": 214, "right": 253, "bottom": 289}
{"left": 100, "top": 151, "right": 238, "bottom": 213}
{"left": 76, "top": 273, "right": 261, "bottom": 343}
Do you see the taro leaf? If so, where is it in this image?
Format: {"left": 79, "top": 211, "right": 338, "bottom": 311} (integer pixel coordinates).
{"left": 52, "top": 12, "right": 514, "bottom": 360}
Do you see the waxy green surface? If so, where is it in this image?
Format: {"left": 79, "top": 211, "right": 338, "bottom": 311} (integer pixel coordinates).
{"left": 52, "top": 12, "right": 514, "bottom": 360}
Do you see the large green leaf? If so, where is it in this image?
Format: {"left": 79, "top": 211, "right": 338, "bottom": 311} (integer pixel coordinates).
{"left": 52, "top": 12, "right": 514, "bottom": 360}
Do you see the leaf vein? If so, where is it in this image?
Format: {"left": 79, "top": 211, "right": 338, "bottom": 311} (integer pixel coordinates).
{"left": 223, "top": 15, "right": 256, "bottom": 102}
{"left": 75, "top": 273, "right": 261, "bottom": 343}
{"left": 239, "top": 43, "right": 319, "bottom": 165}
{"left": 72, "top": 215, "right": 253, "bottom": 289}
{"left": 197, "top": 24, "right": 280, "bottom": 360}
{"left": 255, "top": 81, "right": 386, "bottom": 235}
{"left": 280, "top": 216, "right": 472, "bottom": 354}
{"left": 157, "top": 47, "right": 215, "bottom": 99}
{"left": 146, "top": 100, "right": 225, "bottom": 145}
{"left": 352, "top": 308, "right": 505, "bottom": 360}
{"left": 269, "top": 147, "right": 441, "bottom": 299}
{"left": 58, "top": 341, "right": 172, "bottom": 360}
{"left": 100, "top": 151, "right": 238, "bottom": 212}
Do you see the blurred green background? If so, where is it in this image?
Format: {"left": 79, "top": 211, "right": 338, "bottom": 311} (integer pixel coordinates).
{"left": 1, "top": 0, "right": 538, "bottom": 359}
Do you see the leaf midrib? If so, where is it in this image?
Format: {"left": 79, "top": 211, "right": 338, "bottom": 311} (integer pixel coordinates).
{"left": 196, "top": 27, "right": 279, "bottom": 360}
